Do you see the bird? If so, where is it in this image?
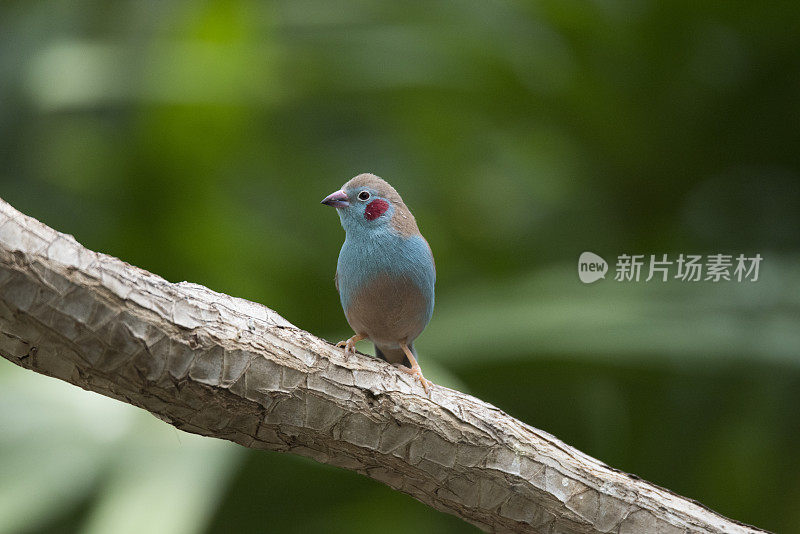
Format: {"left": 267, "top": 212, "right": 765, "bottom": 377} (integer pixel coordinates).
{"left": 321, "top": 173, "right": 435, "bottom": 393}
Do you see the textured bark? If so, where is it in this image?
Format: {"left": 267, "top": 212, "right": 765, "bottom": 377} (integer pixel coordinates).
{"left": 0, "top": 197, "right": 767, "bottom": 534}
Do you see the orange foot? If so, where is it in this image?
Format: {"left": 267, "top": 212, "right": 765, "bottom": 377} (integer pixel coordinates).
{"left": 335, "top": 333, "right": 366, "bottom": 358}
{"left": 397, "top": 343, "right": 431, "bottom": 395}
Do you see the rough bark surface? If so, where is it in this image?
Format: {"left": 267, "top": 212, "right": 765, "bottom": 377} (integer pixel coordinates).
{"left": 0, "top": 197, "right": 767, "bottom": 534}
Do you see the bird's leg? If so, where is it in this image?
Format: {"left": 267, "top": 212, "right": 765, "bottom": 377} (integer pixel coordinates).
{"left": 396, "top": 342, "right": 430, "bottom": 395}
{"left": 336, "top": 333, "right": 366, "bottom": 358}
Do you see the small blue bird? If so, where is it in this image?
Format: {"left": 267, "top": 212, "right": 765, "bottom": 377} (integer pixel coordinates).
{"left": 321, "top": 173, "right": 435, "bottom": 393}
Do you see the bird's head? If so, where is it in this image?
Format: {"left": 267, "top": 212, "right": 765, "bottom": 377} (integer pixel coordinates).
{"left": 321, "top": 173, "right": 419, "bottom": 236}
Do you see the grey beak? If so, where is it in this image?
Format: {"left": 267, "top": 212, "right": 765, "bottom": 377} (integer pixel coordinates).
{"left": 321, "top": 190, "right": 349, "bottom": 208}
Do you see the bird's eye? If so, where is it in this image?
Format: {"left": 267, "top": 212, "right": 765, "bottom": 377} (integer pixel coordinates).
{"left": 358, "top": 191, "right": 371, "bottom": 201}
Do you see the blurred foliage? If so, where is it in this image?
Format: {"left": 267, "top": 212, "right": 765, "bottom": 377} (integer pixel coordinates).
{"left": 1, "top": 0, "right": 799, "bottom": 532}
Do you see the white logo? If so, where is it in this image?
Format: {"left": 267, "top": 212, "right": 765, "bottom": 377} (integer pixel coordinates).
{"left": 578, "top": 252, "right": 762, "bottom": 284}
{"left": 578, "top": 251, "right": 608, "bottom": 284}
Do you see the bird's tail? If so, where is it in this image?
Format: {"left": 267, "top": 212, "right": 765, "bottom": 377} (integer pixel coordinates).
{"left": 374, "top": 342, "right": 415, "bottom": 367}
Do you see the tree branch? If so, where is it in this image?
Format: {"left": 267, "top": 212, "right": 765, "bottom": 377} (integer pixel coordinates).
{"left": 0, "top": 197, "right": 766, "bottom": 534}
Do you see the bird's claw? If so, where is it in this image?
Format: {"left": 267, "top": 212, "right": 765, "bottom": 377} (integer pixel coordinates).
{"left": 395, "top": 364, "right": 431, "bottom": 395}
{"left": 336, "top": 335, "right": 362, "bottom": 359}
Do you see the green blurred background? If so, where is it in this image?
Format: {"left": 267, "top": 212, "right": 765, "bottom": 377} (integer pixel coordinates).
{"left": 1, "top": 1, "right": 799, "bottom": 533}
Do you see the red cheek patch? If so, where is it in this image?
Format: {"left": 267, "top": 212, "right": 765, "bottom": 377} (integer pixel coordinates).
{"left": 364, "top": 199, "right": 389, "bottom": 221}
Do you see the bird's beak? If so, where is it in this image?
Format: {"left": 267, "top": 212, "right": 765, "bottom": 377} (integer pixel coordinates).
{"left": 320, "top": 190, "right": 349, "bottom": 208}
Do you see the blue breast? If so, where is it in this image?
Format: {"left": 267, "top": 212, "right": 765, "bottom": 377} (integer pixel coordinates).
{"left": 337, "top": 224, "right": 435, "bottom": 326}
